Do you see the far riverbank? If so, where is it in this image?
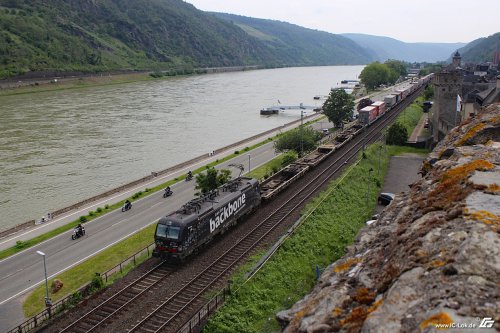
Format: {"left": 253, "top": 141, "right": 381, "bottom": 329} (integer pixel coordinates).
{"left": 0, "top": 65, "right": 262, "bottom": 96}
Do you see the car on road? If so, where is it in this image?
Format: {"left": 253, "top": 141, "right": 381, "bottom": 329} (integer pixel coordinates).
{"left": 377, "top": 192, "right": 395, "bottom": 206}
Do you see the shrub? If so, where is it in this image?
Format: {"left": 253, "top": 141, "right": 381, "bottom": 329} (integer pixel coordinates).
{"left": 386, "top": 122, "right": 409, "bottom": 145}
{"left": 15, "top": 240, "right": 27, "bottom": 249}
{"left": 145, "top": 188, "right": 150, "bottom": 192}
{"left": 281, "top": 153, "right": 297, "bottom": 167}
{"left": 96, "top": 207, "right": 102, "bottom": 213}
{"left": 90, "top": 274, "right": 104, "bottom": 292}
{"left": 88, "top": 211, "right": 94, "bottom": 217}
{"left": 79, "top": 216, "right": 87, "bottom": 223}
{"left": 104, "top": 204, "right": 109, "bottom": 210}
{"left": 235, "top": 150, "right": 240, "bottom": 154}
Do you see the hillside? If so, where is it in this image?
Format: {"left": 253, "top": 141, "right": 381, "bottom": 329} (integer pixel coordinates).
{"left": 458, "top": 32, "right": 500, "bottom": 63}
{"left": 211, "top": 13, "right": 374, "bottom": 66}
{"left": 0, "top": 0, "right": 372, "bottom": 80}
{"left": 341, "top": 33, "right": 466, "bottom": 62}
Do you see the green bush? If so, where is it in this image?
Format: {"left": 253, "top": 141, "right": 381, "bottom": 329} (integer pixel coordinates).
{"left": 15, "top": 240, "right": 27, "bottom": 249}
{"left": 90, "top": 274, "right": 104, "bottom": 292}
{"left": 96, "top": 207, "right": 102, "bottom": 213}
{"left": 281, "top": 153, "right": 297, "bottom": 167}
{"left": 88, "top": 211, "right": 94, "bottom": 217}
{"left": 104, "top": 205, "right": 109, "bottom": 210}
{"left": 79, "top": 216, "right": 87, "bottom": 223}
{"left": 235, "top": 150, "right": 240, "bottom": 154}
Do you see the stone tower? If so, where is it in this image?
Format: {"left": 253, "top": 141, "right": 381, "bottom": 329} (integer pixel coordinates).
{"left": 452, "top": 51, "right": 461, "bottom": 68}
{"left": 432, "top": 71, "right": 463, "bottom": 141}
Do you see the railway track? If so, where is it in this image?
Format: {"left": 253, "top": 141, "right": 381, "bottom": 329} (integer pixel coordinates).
{"left": 55, "top": 87, "right": 422, "bottom": 333}
{"left": 58, "top": 263, "right": 176, "bottom": 333}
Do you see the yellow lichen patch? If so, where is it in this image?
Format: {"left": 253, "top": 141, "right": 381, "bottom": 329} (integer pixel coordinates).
{"left": 367, "top": 298, "right": 383, "bottom": 314}
{"left": 455, "top": 123, "right": 485, "bottom": 146}
{"left": 466, "top": 210, "right": 500, "bottom": 228}
{"left": 354, "top": 288, "right": 376, "bottom": 305}
{"left": 331, "top": 307, "right": 343, "bottom": 317}
{"left": 339, "top": 306, "right": 368, "bottom": 329}
{"left": 487, "top": 183, "right": 500, "bottom": 193}
{"left": 430, "top": 259, "right": 447, "bottom": 268}
{"left": 442, "top": 160, "right": 494, "bottom": 182}
{"left": 333, "top": 258, "right": 362, "bottom": 273}
{"left": 420, "top": 312, "right": 454, "bottom": 330}
{"left": 428, "top": 160, "right": 494, "bottom": 209}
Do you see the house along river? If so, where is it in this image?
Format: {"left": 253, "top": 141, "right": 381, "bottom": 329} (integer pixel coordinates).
{"left": 0, "top": 65, "right": 363, "bottom": 230}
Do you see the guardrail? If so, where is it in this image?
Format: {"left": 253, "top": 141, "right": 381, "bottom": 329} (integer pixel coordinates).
{"left": 5, "top": 243, "right": 155, "bottom": 333}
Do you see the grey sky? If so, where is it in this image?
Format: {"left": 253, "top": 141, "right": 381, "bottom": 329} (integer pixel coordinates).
{"left": 185, "top": 0, "right": 499, "bottom": 43}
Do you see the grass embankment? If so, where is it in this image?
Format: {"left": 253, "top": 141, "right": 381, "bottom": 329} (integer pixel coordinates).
{"left": 397, "top": 96, "right": 425, "bottom": 134}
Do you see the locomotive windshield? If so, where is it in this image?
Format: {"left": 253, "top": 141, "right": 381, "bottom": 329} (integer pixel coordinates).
{"left": 156, "top": 224, "right": 180, "bottom": 240}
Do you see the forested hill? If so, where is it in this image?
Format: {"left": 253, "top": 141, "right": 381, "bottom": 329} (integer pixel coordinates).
{"left": 210, "top": 13, "right": 374, "bottom": 66}
{"left": 0, "top": 0, "right": 372, "bottom": 80}
{"left": 457, "top": 32, "right": 500, "bottom": 63}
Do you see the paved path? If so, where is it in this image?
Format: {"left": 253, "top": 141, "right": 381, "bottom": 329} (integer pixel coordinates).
{"left": 408, "top": 113, "right": 428, "bottom": 143}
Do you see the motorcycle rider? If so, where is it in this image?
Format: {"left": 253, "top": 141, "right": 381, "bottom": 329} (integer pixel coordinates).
{"left": 124, "top": 199, "right": 131, "bottom": 210}
{"left": 164, "top": 186, "right": 172, "bottom": 195}
{"left": 76, "top": 223, "right": 84, "bottom": 237}
{"left": 187, "top": 170, "right": 193, "bottom": 180}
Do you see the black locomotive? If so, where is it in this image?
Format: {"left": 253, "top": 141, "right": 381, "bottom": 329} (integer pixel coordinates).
{"left": 153, "top": 177, "right": 261, "bottom": 262}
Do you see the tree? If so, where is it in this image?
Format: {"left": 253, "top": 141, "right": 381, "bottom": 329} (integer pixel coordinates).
{"left": 322, "top": 88, "right": 354, "bottom": 127}
{"left": 386, "top": 122, "right": 408, "bottom": 145}
{"left": 274, "top": 126, "right": 321, "bottom": 156}
{"left": 360, "top": 62, "right": 391, "bottom": 90}
{"left": 384, "top": 59, "right": 407, "bottom": 82}
{"left": 195, "top": 167, "right": 231, "bottom": 194}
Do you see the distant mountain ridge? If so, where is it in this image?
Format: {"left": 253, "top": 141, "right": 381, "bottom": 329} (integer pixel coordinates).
{"left": 341, "top": 33, "right": 466, "bottom": 62}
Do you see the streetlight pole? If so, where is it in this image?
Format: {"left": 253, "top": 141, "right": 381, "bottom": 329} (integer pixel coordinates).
{"left": 366, "top": 168, "right": 373, "bottom": 207}
{"left": 247, "top": 154, "right": 251, "bottom": 173}
{"left": 300, "top": 110, "right": 304, "bottom": 157}
{"left": 36, "top": 250, "right": 51, "bottom": 308}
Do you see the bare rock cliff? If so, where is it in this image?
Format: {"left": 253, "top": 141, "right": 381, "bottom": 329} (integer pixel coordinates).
{"left": 277, "top": 103, "right": 500, "bottom": 332}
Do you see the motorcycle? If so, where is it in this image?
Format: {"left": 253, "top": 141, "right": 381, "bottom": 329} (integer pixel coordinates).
{"left": 71, "top": 226, "right": 85, "bottom": 240}
{"left": 163, "top": 189, "right": 173, "bottom": 198}
{"left": 122, "top": 201, "right": 132, "bottom": 212}
{"left": 185, "top": 173, "right": 193, "bottom": 181}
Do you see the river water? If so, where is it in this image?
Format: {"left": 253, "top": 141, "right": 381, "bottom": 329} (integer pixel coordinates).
{"left": 0, "top": 66, "right": 363, "bottom": 230}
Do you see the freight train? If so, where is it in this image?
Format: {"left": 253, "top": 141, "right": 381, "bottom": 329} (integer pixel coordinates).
{"left": 152, "top": 74, "right": 433, "bottom": 261}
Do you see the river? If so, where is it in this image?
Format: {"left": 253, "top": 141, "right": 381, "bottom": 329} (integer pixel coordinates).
{"left": 0, "top": 65, "right": 364, "bottom": 231}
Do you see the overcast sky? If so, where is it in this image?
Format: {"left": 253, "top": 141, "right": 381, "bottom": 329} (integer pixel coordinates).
{"left": 185, "top": 0, "right": 499, "bottom": 43}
